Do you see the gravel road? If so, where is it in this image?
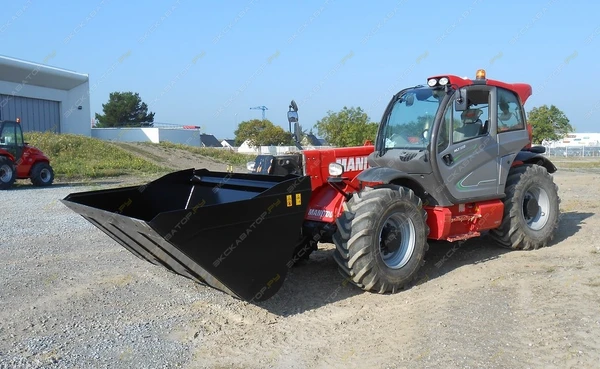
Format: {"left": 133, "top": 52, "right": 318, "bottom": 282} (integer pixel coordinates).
{"left": 1, "top": 168, "right": 600, "bottom": 369}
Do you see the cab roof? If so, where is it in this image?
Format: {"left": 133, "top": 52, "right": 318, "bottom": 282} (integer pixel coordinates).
{"left": 428, "top": 74, "right": 533, "bottom": 105}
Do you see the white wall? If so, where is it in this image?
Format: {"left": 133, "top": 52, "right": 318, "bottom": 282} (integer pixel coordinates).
{"left": 0, "top": 80, "right": 91, "bottom": 136}
{"left": 92, "top": 128, "right": 160, "bottom": 143}
{"left": 62, "top": 81, "right": 91, "bottom": 136}
{"left": 92, "top": 128, "right": 206, "bottom": 147}
{"left": 238, "top": 141, "right": 333, "bottom": 154}
{"left": 159, "top": 129, "right": 201, "bottom": 146}
{"left": 260, "top": 146, "right": 300, "bottom": 154}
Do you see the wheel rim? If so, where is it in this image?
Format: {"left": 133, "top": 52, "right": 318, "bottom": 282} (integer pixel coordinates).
{"left": 522, "top": 186, "right": 550, "bottom": 231}
{"left": 0, "top": 164, "right": 12, "bottom": 183}
{"left": 379, "top": 213, "right": 416, "bottom": 269}
{"left": 40, "top": 168, "right": 51, "bottom": 183}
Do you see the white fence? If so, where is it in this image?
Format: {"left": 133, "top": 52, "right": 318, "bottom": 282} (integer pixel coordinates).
{"left": 239, "top": 145, "right": 334, "bottom": 155}
{"left": 544, "top": 146, "right": 600, "bottom": 157}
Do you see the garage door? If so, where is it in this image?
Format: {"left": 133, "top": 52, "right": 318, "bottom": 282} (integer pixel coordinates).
{"left": 0, "top": 94, "right": 60, "bottom": 133}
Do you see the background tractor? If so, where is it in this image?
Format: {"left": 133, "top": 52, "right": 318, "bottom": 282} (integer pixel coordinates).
{"left": 61, "top": 69, "right": 560, "bottom": 303}
{"left": 0, "top": 119, "right": 55, "bottom": 190}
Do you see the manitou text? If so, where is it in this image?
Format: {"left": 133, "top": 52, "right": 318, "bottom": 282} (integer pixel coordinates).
{"left": 336, "top": 156, "right": 370, "bottom": 172}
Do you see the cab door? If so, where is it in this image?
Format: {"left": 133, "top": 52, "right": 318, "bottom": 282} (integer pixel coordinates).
{"left": 495, "top": 87, "right": 531, "bottom": 189}
{"left": 14, "top": 123, "right": 25, "bottom": 160}
{"left": 434, "top": 86, "right": 501, "bottom": 202}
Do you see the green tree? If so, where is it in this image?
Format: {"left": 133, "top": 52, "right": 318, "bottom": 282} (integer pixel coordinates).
{"left": 527, "top": 105, "right": 574, "bottom": 144}
{"left": 95, "top": 92, "right": 155, "bottom": 127}
{"left": 315, "top": 106, "right": 378, "bottom": 147}
{"left": 234, "top": 119, "right": 293, "bottom": 147}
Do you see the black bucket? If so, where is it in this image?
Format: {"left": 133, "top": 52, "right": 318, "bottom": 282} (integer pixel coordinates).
{"left": 61, "top": 168, "right": 312, "bottom": 302}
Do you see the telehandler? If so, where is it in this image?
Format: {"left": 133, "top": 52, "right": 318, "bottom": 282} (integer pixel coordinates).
{"left": 62, "top": 69, "right": 559, "bottom": 302}
{"left": 0, "top": 118, "right": 55, "bottom": 190}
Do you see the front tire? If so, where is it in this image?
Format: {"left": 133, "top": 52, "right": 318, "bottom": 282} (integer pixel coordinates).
{"left": 30, "top": 162, "right": 54, "bottom": 187}
{"left": 332, "top": 185, "right": 429, "bottom": 293}
{"left": 0, "top": 157, "right": 16, "bottom": 190}
{"left": 489, "top": 164, "right": 560, "bottom": 250}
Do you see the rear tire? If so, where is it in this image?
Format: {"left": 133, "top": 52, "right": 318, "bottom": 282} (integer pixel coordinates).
{"left": 332, "top": 185, "right": 429, "bottom": 293}
{"left": 489, "top": 164, "right": 560, "bottom": 250}
{"left": 0, "top": 156, "right": 16, "bottom": 190}
{"left": 30, "top": 162, "right": 54, "bottom": 187}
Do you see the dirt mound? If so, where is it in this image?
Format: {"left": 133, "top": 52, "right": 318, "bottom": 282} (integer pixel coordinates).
{"left": 112, "top": 142, "right": 247, "bottom": 173}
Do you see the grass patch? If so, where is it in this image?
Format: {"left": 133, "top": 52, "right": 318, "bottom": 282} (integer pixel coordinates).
{"left": 555, "top": 162, "right": 600, "bottom": 169}
{"left": 24, "top": 132, "right": 167, "bottom": 180}
{"left": 548, "top": 156, "right": 600, "bottom": 169}
{"left": 144, "top": 141, "right": 257, "bottom": 166}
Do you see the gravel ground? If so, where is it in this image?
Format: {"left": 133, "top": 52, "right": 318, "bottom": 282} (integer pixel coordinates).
{"left": 1, "top": 168, "right": 600, "bottom": 369}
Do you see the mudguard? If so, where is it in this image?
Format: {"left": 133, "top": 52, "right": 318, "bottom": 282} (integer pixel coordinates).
{"left": 356, "top": 166, "right": 414, "bottom": 184}
{"left": 514, "top": 151, "right": 557, "bottom": 173}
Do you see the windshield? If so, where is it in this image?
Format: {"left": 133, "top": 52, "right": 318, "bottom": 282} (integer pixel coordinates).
{"left": 382, "top": 87, "right": 444, "bottom": 150}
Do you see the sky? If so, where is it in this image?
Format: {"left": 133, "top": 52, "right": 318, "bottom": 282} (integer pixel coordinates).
{"left": 1, "top": 0, "right": 599, "bottom": 139}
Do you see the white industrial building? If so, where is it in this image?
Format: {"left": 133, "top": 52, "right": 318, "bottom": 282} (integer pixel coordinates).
{"left": 0, "top": 55, "right": 90, "bottom": 135}
{"left": 543, "top": 132, "right": 600, "bottom": 147}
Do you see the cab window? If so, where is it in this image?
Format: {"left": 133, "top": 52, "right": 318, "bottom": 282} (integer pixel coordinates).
{"left": 448, "top": 89, "right": 490, "bottom": 144}
{"left": 0, "top": 122, "right": 17, "bottom": 145}
{"left": 437, "top": 101, "right": 451, "bottom": 151}
{"left": 497, "top": 88, "right": 524, "bottom": 132}
{"left": 15, "top": 124, "right": 24, "bottom": 146}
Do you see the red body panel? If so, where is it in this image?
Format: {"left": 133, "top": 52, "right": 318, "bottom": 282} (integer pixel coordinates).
{"left": 17, "top": 146, "right": 50, "bottom": 179}
{"left": 425, "top": 200, "right": 504, "bottom": 241}
{"left": 0, "top": 145, "right": 51, "bottom": 179}
{"left": 302, "top": 144, "right": 374, "bottom": 223}
{"left": 524, "top": 123, "right": 533, "bottom": 149}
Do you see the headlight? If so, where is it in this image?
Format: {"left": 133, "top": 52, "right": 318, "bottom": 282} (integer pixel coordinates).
{"left": 427, "top": 78, "right": 437, "bottom": 87}
{"left": 328, "top": 162, "right": 344, "bottom": 177}
{"left": 439, "top": 77, "right": 449, "bottom": 86}
{"left": 246, "top": 161, "right": 255, "bottom": 172}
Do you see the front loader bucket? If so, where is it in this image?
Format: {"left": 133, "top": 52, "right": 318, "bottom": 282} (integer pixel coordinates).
{"left": 61, "top": 168, "right": 311, "bottom": 302}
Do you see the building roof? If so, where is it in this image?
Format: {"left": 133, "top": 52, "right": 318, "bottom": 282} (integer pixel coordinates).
{"left": 302, "top": 133, "right": 323, "bottom": 146}
{"left": 221, "top": 139, "right": 235, "bottom": 147}
{"left": 0, "top": 54, "right": 88, "bottom": 90}
{"left": 200, "top": 134, "right": 222, "bottom": 147}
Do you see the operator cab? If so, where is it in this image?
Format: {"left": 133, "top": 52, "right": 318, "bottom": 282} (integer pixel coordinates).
{"left": 367, "top": 69, "right": 533, "bottom": 206}
{"left": 0, "top": 118, "right": 26, "bottom": 160}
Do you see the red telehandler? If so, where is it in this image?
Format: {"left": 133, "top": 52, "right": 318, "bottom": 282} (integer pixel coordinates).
{"left": 62, "top": 69, "right": 559, "bottom": 302}
{"left": 0, "top": 118, "right": 55, "bottom": 190}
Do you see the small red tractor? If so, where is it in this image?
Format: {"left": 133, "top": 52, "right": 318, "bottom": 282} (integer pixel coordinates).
{"left": 0, "top": 118, "right": 55, "bottom": 190}
{"left": 62, "top": 69, "right": 559, "bottom": 303}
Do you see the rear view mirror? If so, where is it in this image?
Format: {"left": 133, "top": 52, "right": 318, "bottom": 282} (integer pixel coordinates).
{"left": 454, "top": 88, "right": 468, "bottom": 111}
{"left": 405, "top": 94, "right": 414, "bottom": 107}
{"left": 287, "top": 110, "right": 298, "bottom": 123}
